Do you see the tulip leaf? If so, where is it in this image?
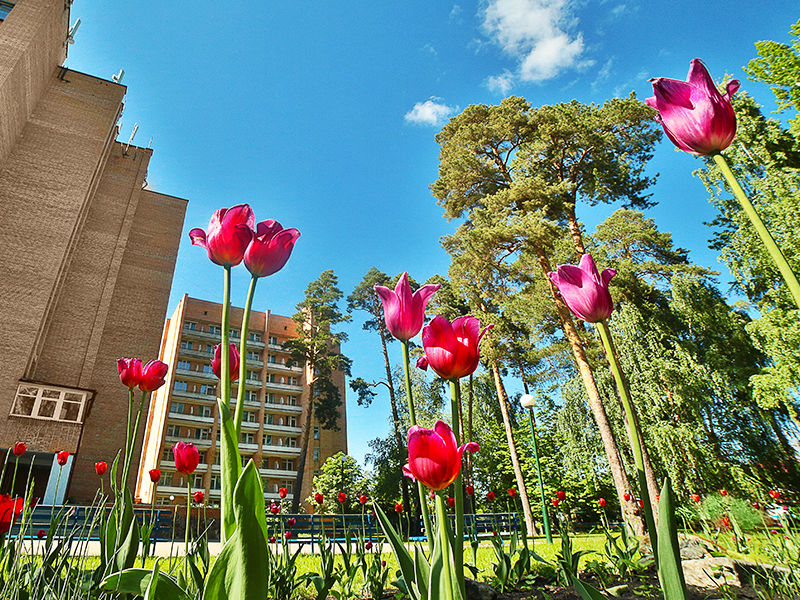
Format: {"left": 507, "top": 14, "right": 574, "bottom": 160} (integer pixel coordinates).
{"left": 656, "top": 476, "right": 688, "bottom": 600}
{"left": 569, "top": 573, "right": 608, "bottom": 600}
{"left": 374, "top": 503, "right": 420, "bottom": 600}
{"left": 100, "top": 568, "right": 190, "bottom": 600}
{"left": 217, "top": 397, "right": 243, "bottom": 542}
{"left": 202, "top": 461, "right": 270, "bottom": 600}
{"left": 413, "top": 543, "right": 430, "bottom": 600}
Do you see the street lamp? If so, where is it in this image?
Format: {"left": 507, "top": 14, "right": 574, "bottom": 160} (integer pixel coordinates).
{"left": 520, "top": 394, "right": 552, "bottom": 543}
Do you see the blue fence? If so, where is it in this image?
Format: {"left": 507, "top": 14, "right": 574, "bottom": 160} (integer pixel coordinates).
{"left": 9, "top": 505, "right": 172, "bottom": 541}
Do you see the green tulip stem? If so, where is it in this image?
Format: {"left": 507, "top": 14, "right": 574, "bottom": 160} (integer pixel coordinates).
{"left": 596, "top": 320, "right": 658, "bottom": 554}
{"left": 449, "top": 379, "right": 466, "bottom": 599}
{"left": 122, "top": 391, "right": 147, "bottom": 491}
{"left": 221, "top": 265, "right": 232, "bottom": 408}
{"left": 185, "top": 479, "right": 192, "bottom": 578}
{"left": 712, "top": 152, "right": 800, "bottom": 309}
{"left": 401, "top": 339, "right": 434, "bottom": 554}
{"left": 121, "top": 387, "right": 134, "bottom": 493}
{"left": 234, "top": 274, "right": 258, "bottom": 440}
{"left": 435, "top": 493, "right": 457, "bottom": 600}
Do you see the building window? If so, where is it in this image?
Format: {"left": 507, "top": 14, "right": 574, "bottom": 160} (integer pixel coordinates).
{"left": 313, "top": 426, "right": 319, "bottom": 440}
{"left": 267, "top": 355, "right": 276, "bottom": 364}
{"left": 200, "top": 405, "right": 212, "bottom": 418}
{"left": 249, "top": 332, "right": 262, "bottom": 342}
{"left": 266, "top": 393, "right": 275, "bottom": 404}
{"left": 193, "top": 475, "right": 203, "bottom": 488}
{"left": 247, "top": 369, "right": 259, "bottom": 381}
{"left": 283, "top": 459, "right": 294, "bottom": 471}
{"left": 264, "top": 435, "right": 273, "bottom": 446}
{"left": 161, "top": 472, "right": 174, "bottom": 487}
{"left": 0, "top": 2, "right": 15, "bottom": 21}
{"left": 210, "top": 476, "right": 220, "bottom": 490}
{"left": 246, "top": 390, "right": 258, "bottom": 402}
{"left": 202, "top": 364, "right": 213, "bottom": 374}
{"left": 162, "top": 448, "right": 173, "bottom": 461}
{"left": 243, "top": 433, "right": 255, "bottom": 444}
{"left": 166, "top": 425, "right": 180, "bottom": 437}
{"left": 248, "top": 351, "right": 261, "bottom": 361}
{"left": 230, "top": 329, "right": 240, "bottom": 339}
{"left": 184, "top": 321, "right": 197, "bottom": 331}
{"left": 288, "top": 396, "right": 298, "bottom": 406}
{"left": 269, "top": 336, "right": 278, "bottom": 345}
{"left": 177, "top": 360, "right": 190, "bottom": 370}
{"left": 180, "top": 341, "right": 193, "bottom": 350}
{"left": 288, "top": 437, "right": 297, "bottom": 447}
{"left": 244, "top": 411, "right": 256, "bottom": 423}
{"left": 169, "top": 402, "right": 184, "bottom": 414}
{"left": 208, "top": 325, "right": 220, "bottom": 335}
{"left": 289, "top": 416, "right": 297, "bottom": 428}
{"left": 313, "top": 448, "right": 320, "bottom": 462}
{"left": 199, "top": 384, "right": 216, "bottom": 396}
{"left": 268, "top": 374, "right": 276, "bottom": 383}
{"left": 10, "top": 383, "right": 89, "bottom": 423}
{"left": 173, "top": 381, "right": 188, "bottom": 392}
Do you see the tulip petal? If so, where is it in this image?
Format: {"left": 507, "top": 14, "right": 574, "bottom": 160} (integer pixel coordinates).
{"left": 724, "top": 79, "right": 740, "bottom": 99}
{"left": 402, "top": 463, "right": 416, "bottom": 481}
{"left": 413, "top": 282, "right": 441, "bottom": 310}
{"left": 416, "top": 356, "right": 429, "bottom": 370}
{"left": 188, "top": 228, "right": 208, "bottom": 249}
{"left": 256, "top": 219, "right": 283, "bottom": 239}
{"left": 686, "top": 59, "right": 719, "bottom": 99}
{"left": 651, "top": 77, "right": 694, "bottom": 110}
{"left": 578, "top": 254, "right": 600, "bottom": 282}
{"left": 601, "top": 268, "right": 617, "bottom": 287}
{"left": 223, "top": 204, "right": 255, "bottom": 230}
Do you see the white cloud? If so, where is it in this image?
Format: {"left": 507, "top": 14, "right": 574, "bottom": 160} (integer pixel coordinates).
{"left": 404, "top": 98, "right": 456, "bottom": 127}
{"left": 486, "top": 71, "right": 514, "bottom": 95}
{"left": 449, "top": 4, "right": 463, "bottom": 23}
{"left": 482, "top": 0, "right": 587, "bottom": 82}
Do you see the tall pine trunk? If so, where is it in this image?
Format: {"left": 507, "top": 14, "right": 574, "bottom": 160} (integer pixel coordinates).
{"left": 536, "top": 249, "right": 644, "bottom": 534}
{"left": 490, "top": 361, "right": 538, "bottom": 536}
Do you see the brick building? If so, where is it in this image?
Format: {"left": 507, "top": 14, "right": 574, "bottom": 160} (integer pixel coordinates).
{"left": 135, "top": 296, "right": 348, "bottom": 507}
{"left": 0, "top": 0, "right": 186, "bottom": 503}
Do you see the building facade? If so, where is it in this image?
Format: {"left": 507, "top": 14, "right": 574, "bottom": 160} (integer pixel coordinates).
{"left": 135, "top": 296, "right": 348, "bottom": 507}
{"left": 0, "top": 0, "right": 186, "bottom": 503}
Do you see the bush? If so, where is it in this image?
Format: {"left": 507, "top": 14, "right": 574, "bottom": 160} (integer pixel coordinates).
{"left": 691, "top": 494, "right": 763, "bottom": 531}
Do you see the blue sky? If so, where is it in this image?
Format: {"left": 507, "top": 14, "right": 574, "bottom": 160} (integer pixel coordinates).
{"left": 66, "top": 1, "right": 797, "bottom": 465}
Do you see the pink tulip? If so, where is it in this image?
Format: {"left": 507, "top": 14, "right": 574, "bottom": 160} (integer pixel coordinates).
{"left": 646, "top": 59, "right": 739, "bottom": 156}
{"left": 402, "top": 420, "right": 479, "bottom": 490}
{"left": 374, "top": 273, "right": 440, "bottom": 341}
{"left": 548, "top": 254, "right": 616, "bottom": 323}
{"left": 189, "top": 204, "right": 254, "bottom": 267}
{"left": 173, "top": 442, "right": 200, "bottom": 475}
{"left": 211, "top": 344, "right": 240, "bottom": 381}
{"left": 117, "top": 358, "right": 143, "bottom": 389}
{"left": 244, "top": 220, "right": 300, "bottom": 278}
{"left": 139, "top": 360, "right": 169, "bottom": 392}
{"left": 421, "top": 315, "right": 492, "bottom": 380}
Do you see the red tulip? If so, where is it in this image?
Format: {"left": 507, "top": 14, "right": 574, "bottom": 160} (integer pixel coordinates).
{"left": 447, "top": 497, "right": 455, "bottom": 508}
{"left": 374, "top": 273, "right": 440, "bottom": 341}
{"left": 624, "top": 492, "right": 631, "bottom": 502}
{"left": 416, "top": 356, "right": 429, "bottom": 370}
{"left": 117, "top": 358, "right": 143, "bottom": 389}
{"left": 287, "top": 517, "right": 296, "bottom": 527}
{"left": 402, "top": 420, "right": 479, "bottom": 490}
{"left": 0, "top": 496, "right": 24, "bottom": 534}
{"left": 270, "top": 503, "right": 280, "bottom": 515}
{"left": 552, "top": 498, "right": 559, "bottom": 507}
{"left": 598, "top": 498, "right": 606, "bottom": 508}
{"left": 269, "top": 536, "right": 276, "bottom": 543}
{"left": 314, "top": 493, "right": 324, "bottom": 505}
{"left": 149, "top": 469, "right": 161, "bottom": 483}
{"left": 173, "top": 442, "right": 199, "bottom": 474}
{"left": 285, "top": 531, "right": 292, "bottom": 539}
{"left": 548, "top": 254, "right": 616, "bottom": 323}
{"left": 36, "top": 529, "right": 46, "bottom": 539}
{"left": 358, "top": 494, "right": 368, "bottom": 505}
{"left": 656, "top": 494, "right": 660, "bottom": 503}
{"left": 381, "top": 560, "right": 387, "bottom": 567}
{"left": 94, "top": 462, "right": 108, "bottom": 476}
{"left": 56, "top": 451, "right": 69, "bottom": 466}
{"left": 487, "top": 491, "right": 495, "bottom": 501}
{"left": 139, "top": 360, "right": 168, "bottom": 392}
{"left": 338, "top": 492, "right": 347, "bottom": 504}
{"left": 556, "top": 490, "right": 566, "bottom": 501}
{"left": 421, "top": 316, "right": 492, "bottom": 380}
{"left": 365, "top": 540, "right": 373, "bottom": 550}
{"left": 429, "top": 490, "right": 435, "bottom": 499}
{"left": 645, "top": 59, "right": 739, "bottom": 156}
{"left": 638, "top": 499, "right": 644, "bottom": 508}
{"left": 12, "top": 442, "right": 26, "bottom": 457}
{"left": 193, "top": 491, "right": 204, "bottom": 504}
{"left": 720, "top": 489, "right": 728, "bottom": 497}
{"left": 507, "top": 488, "right": 517, "bottom": 498}
{"left": 466, "top": 485, "right": 474, "bottom": 496}
{"left": 211, "top": 344, "right": 239, "bottom": 381}
{"left": 244, "top": 219, "right": 301, "bottom": 278}
{"left": 691, "top": 494, "right": 701, "bottom": 503}
{"left": 189, "top": 204, "right": 254, "bottom": 267}
{"left": 279, "top": 487, "right": 288, "bottom": 499}
{"left": 769, "top": 490, "right": 780, "bottom": 500}
{"left": 394, "top": 502, "right": 403, "bottom": 513}
{"left": 721, "top": 516, "right": 731, "bottom": 529}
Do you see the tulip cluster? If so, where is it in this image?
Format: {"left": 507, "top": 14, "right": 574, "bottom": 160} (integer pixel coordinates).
{"left": 116, "top": 358, "right": 169, "bottom": 392}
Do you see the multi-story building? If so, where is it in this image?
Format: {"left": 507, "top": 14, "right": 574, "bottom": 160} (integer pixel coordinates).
{"left": 0, "top": 0, "right": 186, "bottom": 503}
{"left": 135, "top": 295, "right": 348, "bottom": 507}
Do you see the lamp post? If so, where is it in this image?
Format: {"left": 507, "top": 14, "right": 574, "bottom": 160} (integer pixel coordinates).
{"left": 520, "top": 394, "right": 552, "bottom": 543}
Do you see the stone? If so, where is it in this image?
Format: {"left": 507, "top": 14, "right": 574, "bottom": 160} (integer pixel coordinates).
{"left": 679, "top": 535, "right": 713, "bottom": 560}
{"left": 465, "top": 578, "right": 499, "bottom": 600}
{"left": 681, "top": 557, "right": 742, "bottom": 589}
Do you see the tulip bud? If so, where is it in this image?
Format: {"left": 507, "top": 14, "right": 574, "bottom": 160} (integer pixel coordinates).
{"left": 211, "top": 344, "right": 240, "bottom": 381}
{"left": 556, "top": 490, "right": 566, "bottom": 501}
{"left": 719, "top": 489, "right": 728, "bottom": 497}
{"left": 374, "top": 273, "right": 440, "bottom": 341}
{"left": 193, "top": 491, "right": 204, "bottom": 504}
{"left": 487, "top": 491, "right": 495, "bottom": 501}
{"left": 548, "top": 254, "right": 616, "bottom": 323}
{"left": 624, "top": 492, "right": 631, "bottom": 502}
{"left": 94, "top": 461, "right": 108, "bottom": 476}
{"left": 421, "top": 316, "right": 492, "bottom": 380}
{"left": 447, "top": 497, "right": 455, "bottom": 508}
{"left": 287, "top": 517, "right": 296, "bottom": 527}
{"left": 278, "top": 487, "right": 288, "bottom": 499}
{"left": 270, "top": 504, "right": 280, "bottom": 515}
{"left": 552, "top": 498, "right": 559, "bottom": 507}
{"left": 507, "top": 488, "right": 517, "bottom": 498}
{"left": 56, "top": 451, "right": 69, "bottom": 466}
{"left": 691, "top": 494, "right": 701, "bottom": 503}
{"left": 598, "top": 498, "right": 606, "bottom": 508}
{"left": 365, "top": 540, "right": 373, "bottom": 550}
{"left": 149, "top": 469, "right": 161, "bottom": 483}
{"left": 285, "top": 531, "right": 292, "bottom": 540}
{"left": 189, "top": 204, "right": 254, "bottom": 267}
{"left": 139, "top": 360, "right": 169, "bottom": 392}
{"left": 12, "top": 442, "right": 26, "bottom": 457}
{"left": 358, "top": 494, "right": 368, "bottom": 505}
{"left": 37, "top": 529, "right": 46, "bottom": 539}
{"left": 117, "top": 358, "right": 143, "bottom": 389}
{"left": 465, "top": 485, "right": 474, "bottom": 496}
{"left": 173, "top": 442, "right": 200, "bottom": 474}
{"left": 314, "top": 492, "right": 324, "bottom": 505}
{"left": 402, "top": 421, "right": 479, "bottom": 490}
{"left": 269, "top": 536, "right": 276, "bottom": 543}
{"left": 338, "top": 492, "right": 347, "bottom": 504}
{"left": 244, "top": 220, "right": 301, "bottom": 278}
{"left": 394, "top": 502, "right": 403, "bottom": 513}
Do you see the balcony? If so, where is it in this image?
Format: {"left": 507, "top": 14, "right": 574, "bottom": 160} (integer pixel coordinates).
{"left": 182, "top": 328, "right": 266, "bottom": 349}
{"left": 262, "top": 423, "right": 302, "bottom": 435}
{"left": 264, "top": 401, "right": 302, "bottom": 414}
{"left": 165, "top": 435, "right": 212, "bottom": 449}
{"left": 265, "top": 361, "right": 303, "bottom": 374}
{"left": 260, "top": 467, "right": 298, "bottom": 478}
{"left": 264, "top": 381, "right": 302, "bottom": 393}
{"left": 167, "top": 411, "right": 214, "bottom": 425}
{"left": 178, "top": 348, "right": 215, "bottom": 361}
{"left": 175, "top": 368, "right": 217, "bottom": 382}
{"left": 173, "top": 389, "right": 217, "bottom": 403}
{"left": 262, "top": 444, "right": 302, "bottom": 456}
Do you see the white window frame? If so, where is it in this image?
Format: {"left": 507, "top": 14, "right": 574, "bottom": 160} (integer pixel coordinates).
{"left": 11, "top": 383, "right": 89, "bottom": 423}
